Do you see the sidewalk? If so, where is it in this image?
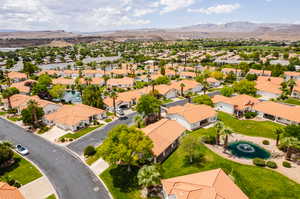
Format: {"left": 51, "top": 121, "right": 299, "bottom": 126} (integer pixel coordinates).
{"left": 20, "top": 176, "right": 55, "bottom": 199}
{"left": 90, "top": 158, "right": 109, "bottom": 175}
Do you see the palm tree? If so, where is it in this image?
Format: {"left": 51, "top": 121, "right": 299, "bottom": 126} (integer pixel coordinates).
{"left": 75, "top": 77, "right": 83, "bottom": 97}
{"left": 110, "top": 91, "right": 118, "bottom": 116}
{"left": 215, "top": 121, "right": 224, "bottom": 145}
{"left": 275, "top": 128, "right": 284, "bottom": 146}
{"left": 287, "top": 79, "right": 296, "bottom": 94}
{"left": 27, "top": 100, "right": 39, "bottom": 127}
{"left": 137, "top": 165, "right": 161, "bottom": 196}
{"left": 84, "top": 77, "right": 92, "bottom": 85}
{"left": 180, "top": 83, "right": 185, "bottom": 97}
{"left": 134, "top": 115, "right": 144, "bottom": 128}
{"left": 281, "top": 137, "right": 299, "bottom": 160}
{"left": 150, "top": 80, "right": 156, "bottom": 93}
{"left": 221, "top": 127, "right": 234, "bottom": 152}
{"left": 202, "top": 80, "right": 209, "bottom": 95}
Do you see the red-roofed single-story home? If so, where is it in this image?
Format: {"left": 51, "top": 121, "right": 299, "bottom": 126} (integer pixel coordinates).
{"left": 167, "top": 103, "right": 217, "bottom": 131}
{"left": 142, "top": 119, "right": 186, "bottom": 163}
{"left": 254, "top": 101, "right": 300, "bottom": 125}
{"left": 0, "top": 182, "right": 25, "bottom": 199}
{"left": 44, "top": 104, "right": 106, "bottom": 131}
{"left": 213, "top": 94, "right": 260, "bottom": 117}
{"left": 7, "top": 72, "right": 27, "bottom": 83}
{"left": 162, "top": 169, "right": 248, "bottom": 199}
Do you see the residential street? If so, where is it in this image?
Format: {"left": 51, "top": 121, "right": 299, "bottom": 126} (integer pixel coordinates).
{"left": 67, "top": 91, "right": 221, "bottom": 155}
{"left": 0, "top": 118, "right": 111, "bottom": 199}
{"left": 67, "top": 112, "right": 137, "bottom": 155}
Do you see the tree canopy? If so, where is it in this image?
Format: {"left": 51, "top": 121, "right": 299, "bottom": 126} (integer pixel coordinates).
{"left": 49, "top": 84, "right": 65, "bottom": 99}
{"left": 82, "top": 85, "right": 104, "bottom": 109}
{"left": 21, "top": 100, "right": 44, "bottom": 127}
{"left": 136, "top": 94, "right": 161, "bottom": 120}
{"left": 192, "top": 95, "right": 213, "bottom": 107}
{"left": 220, "top": 86, "right": 234, "bottom": 97}
{"left": 98, "top": 125, "right": 153, "bottom": 171}
{"left": 233, "top": 80, "right": 257, "bottom": 96}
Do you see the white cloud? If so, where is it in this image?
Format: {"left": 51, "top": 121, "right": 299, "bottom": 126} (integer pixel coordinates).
{"left": 0, "top": 0, "right": 155, "bottom": 31}
{"left": 188, "top": 3, "right": 240, "bottom": 15}
{"left": 159, "top": 0, "right": 195, "bottom": 14}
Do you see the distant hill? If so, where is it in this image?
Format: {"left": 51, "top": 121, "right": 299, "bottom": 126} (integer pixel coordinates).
{"left": 1, "top": 22, "right": 300, "bottom": 47}
{"left": 0, "top": 30, "right": 79, "bottom": 39}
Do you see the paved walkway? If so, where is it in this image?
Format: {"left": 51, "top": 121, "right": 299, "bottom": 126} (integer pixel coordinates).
{"left": 41, "top": 126, "right": 68, "bottom": 142}
{"left": 90, "top": 158, "right": 109, "bottom": 175}
{"left": 206, "top": 133, "right": 300, "bottom": 184}
{"left": 20, "top": 176, "right": 55, "bottom": 199}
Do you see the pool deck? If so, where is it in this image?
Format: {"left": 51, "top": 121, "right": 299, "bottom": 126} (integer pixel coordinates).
{"left": 206, "top": 133, "right": 300, "bottom": 184}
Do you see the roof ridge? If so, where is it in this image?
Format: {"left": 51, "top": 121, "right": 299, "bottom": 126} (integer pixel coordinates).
{"left": 212, "top": 169, "right": 223, "bottom": 186}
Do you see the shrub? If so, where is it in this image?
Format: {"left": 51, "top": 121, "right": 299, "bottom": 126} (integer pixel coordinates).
{"left": 59, "top": 137, "right": 65, "bottom": 143}
{"left": 7, "top": 108, "right": 17, "bottom": 115}
{"left": 262, "top": 140, "right": 270, "bottom": 145}
{"left": 253, "top": 158, "right": 266, "bottom": 167}
{"left": 266, "top": 161, "right": 277, "bottom": 169}
{"left": 201, "top": 135, "right": 216, "bottom": 145}
{"left": 244, "top": 111, "right": 258, "bottom": 119}
{"left": 84, "top": 146, "right": 96, "bottom": 156}
{"left": 105, "top": 118, "right": 112, "bottom": 123}
{"left": 282, "top": 161, "right": 291, "bottom": 168}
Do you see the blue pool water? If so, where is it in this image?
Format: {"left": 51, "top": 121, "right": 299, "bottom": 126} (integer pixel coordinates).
{"left": 63, "top": 90, "right": 82, "bottom": 103}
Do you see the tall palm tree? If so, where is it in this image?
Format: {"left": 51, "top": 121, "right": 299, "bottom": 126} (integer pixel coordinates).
{"left": 221, "top": 127, "right": 234, "bottom": 152}
{"left": 275, "top": 128, "right": 284, "bottom": 146}
{"left": 202, "top": 80, "right": 209, "bottom": 95}
{"left": 134, "top": 115, "right": 144, "bottom": 128}
{"left": 287, "top": 79, "right": 296, "bottom": 94}
{"left": 84, "top": 77, "right": 92, "bottom": 85}
{"left": 27, "top": 100, "right": 39, "bottom": 127}
{"left": 75, "top": 77, "right": 83, "bottom": 97}
{"left": 215, "top": 121, "right": 224, "bottom": 145}
{"left": 281, "top": 137, "right": 299, "bottom": 160}
{"left": 150, "top": 80, "right": 156, "bottom": 93}
{"left": 180, "top": 83, "right": 185, "bottom": 97}
{"left": 110, "top": 91, "right": 118, "bottom": 116}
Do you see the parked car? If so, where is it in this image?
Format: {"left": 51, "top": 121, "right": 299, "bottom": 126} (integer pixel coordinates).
{"left": 15, "top": 145, "right": 29, "bottom": 155}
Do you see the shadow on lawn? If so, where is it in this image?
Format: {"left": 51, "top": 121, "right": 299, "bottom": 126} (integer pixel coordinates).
{"left": 109, "top": 165, "right": 140, "bottom": 193}
{"left": 0, "top": 157, "right": 21, "bottom": 175}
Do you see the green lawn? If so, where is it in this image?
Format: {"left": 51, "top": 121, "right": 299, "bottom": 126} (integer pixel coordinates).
{"left": 162, "top": 129, "right": 300, "bottom": 199}
{"left": 59, "top": 124, "right": 103, "bottom": 140}
{"left": 8, "top": 116, "right": 22, "bottom": 122}
{"left": 86, "top": 145, "right": 102, "bottom": 165}
{"left": 279, "top": 98, "right": 300, "bottom": 106}
{"left": 0, "top": 153, "right": 42, "bottom": 185}
{"left": 45, "top": 194, "right": 56, "bottom": 199}
{"left": 100, "top": 165, "right": 143, "bottom": 199}
{"left": 218, "top": 112, "right": 283, "bottom": 139}
{"left": 0, "top": 111, "right": 6, "bottom": 116}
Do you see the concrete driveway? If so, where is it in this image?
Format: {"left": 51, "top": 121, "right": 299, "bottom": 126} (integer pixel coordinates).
{"left": 0, "top": 118, "right": 110, "bottom": 199}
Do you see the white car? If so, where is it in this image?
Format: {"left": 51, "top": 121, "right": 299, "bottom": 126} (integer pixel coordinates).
{"left": 16, "top": 145, "right": 29, "bottom": 155}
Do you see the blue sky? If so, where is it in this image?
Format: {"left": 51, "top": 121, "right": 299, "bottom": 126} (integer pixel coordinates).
{"left": 0, "top": 0, "right": 299, "bottom": 32}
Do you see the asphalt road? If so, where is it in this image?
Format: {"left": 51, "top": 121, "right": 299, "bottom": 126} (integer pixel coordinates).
{"left": 67, "top": 112, "right": 137, "bottom": 155}
{"left": 67, "top": 90, "right": 221, "bottom": 155}
{"left": 0, "top": 118, "right": 110, "bottom": 199}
